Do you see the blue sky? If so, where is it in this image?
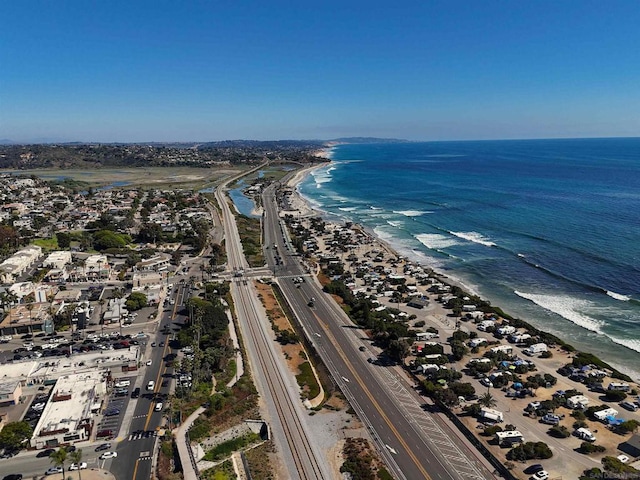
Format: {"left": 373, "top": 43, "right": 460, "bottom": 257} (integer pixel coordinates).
{"left": 2, "top": 1, "right": 640, "bottom": 142}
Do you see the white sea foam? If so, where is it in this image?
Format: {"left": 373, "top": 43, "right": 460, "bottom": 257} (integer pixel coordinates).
{"left": 386, "top": 220, "right": 403, "bottom": 228}
{"left": 514, "top": 291, "right": 605, "bottom": 334}
{"left": 517, "top": 253, "right": 526, "bottom": 258}
{"left": 370, "top": 206, "right": 382, "bottom": 210}
{"left": 393, "top": 210, "right": 431, "bottom": 217}
{"left": 338, "top": 207, "right": 357, "bottom": 212}
{"left": 373, "top": 225, "right": 399, "bottom": 244}
{"left": 450, "top": 231, "right": 496, "bottom": 247}
{"left": 415, "top": 233, "right": 460, "bottom": 250}
{"left": 606, "top": 290, "right": 631, "bottom": 302}
{"left": 608, "top": 336, "right": 640, "bottom": 355}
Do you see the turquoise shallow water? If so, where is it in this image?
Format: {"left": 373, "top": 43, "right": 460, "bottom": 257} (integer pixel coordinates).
{"left": 298, "top": 138, "right": 640, "bottom": 379}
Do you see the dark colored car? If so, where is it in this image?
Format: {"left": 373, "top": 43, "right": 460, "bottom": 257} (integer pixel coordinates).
{"left": 65, "top": 445, "right": 76, "bottom": 453}
{"left": 3, "top": 474, "right": 23, "bottom": 480}
{"left": 95, "top": 443, "right": 111, "bottom": 452}
{"left": 524, "top": 464, "right": 545, "bottom": 474}
{"left": 131, "top": 387, "right": 140, "bottom": 398}
{"left": 36, "top": 448, "right": 55, "bottom": 458}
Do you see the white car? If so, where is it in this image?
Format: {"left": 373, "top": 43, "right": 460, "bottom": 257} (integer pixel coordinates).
{"left": 155, "top": 402, "right": 163, "bottom": 412}
{"left": 617, "top": 454, "right": 630, "bottom": 464}
{"left": 99, "top": 451, "right": 118, "bottom": 460}
{"left": 69, "top": 462, "right": 87, "bottom": 470}
{"left": 46, "top": 467, "right": 63, "bottom": 475}
{"left": 146, "top": 359, "right": 152, "bottom": 366}
{"left": 531, "top": 471, "right": 549, "bottom": 480}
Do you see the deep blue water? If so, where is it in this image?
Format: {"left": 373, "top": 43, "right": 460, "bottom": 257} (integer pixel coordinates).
{"left": 299, "top": 138, "right": 640, "bottom": 378}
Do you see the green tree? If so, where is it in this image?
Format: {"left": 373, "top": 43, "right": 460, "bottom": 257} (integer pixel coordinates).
{"left": 478, "top": 392, "right": 497, "bottom": 408}
{"left": 93, "top": 230, "right": 129, "bottom": 251}
{"left": 49, "top": 448, "right": 67, "bottom": 479}
{"left": 125, "top": 292, "right": 148, "bottom": 311}
{"left": 56, "top": 232, "right": 71, "bottom": 249}
{"left": 0, "top": 421, "right": 33, "bottom": 450}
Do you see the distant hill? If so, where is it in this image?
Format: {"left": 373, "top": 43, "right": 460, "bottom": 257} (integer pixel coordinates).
{"left": 329, "top": 137, "right": 408, "bottom": 144}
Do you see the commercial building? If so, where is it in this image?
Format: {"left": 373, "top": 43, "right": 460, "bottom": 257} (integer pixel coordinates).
{"left": 30, "top": 371, "right": 106, "bottom": 449}
{"left": 0, "top": 246, "right": 42, "bottom": 284}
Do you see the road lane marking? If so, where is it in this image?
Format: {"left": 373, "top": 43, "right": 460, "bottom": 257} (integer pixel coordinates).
{"left": 313, "top": 313, "right": 432, "bottom": 480}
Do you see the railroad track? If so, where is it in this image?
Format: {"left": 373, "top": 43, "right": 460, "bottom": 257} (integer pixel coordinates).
{"left": 233, "top": 279, "right": 327, "bottom": 480}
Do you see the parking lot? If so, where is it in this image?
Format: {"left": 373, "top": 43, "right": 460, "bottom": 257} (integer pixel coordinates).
{"left": 95, "top": 375, "right": 137, "bottom": 440}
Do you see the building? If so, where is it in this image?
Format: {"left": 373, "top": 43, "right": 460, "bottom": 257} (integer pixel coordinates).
{"left": 84, "top": 254, "right": 109, "bottom": 280}
{"left": 43, "top": 251, "right": 72, "bottom": 270}
{"left": 0, "top": 245, "right": 42, "bottom": 284}
{"left": 0, "top": 302, "right": 54, "bottom": 335}
{"left": 135, "top": 254, "right": 171, "bottom": 272}
{"left": 0, "top": 380, "right": 22, "bottom": 407}
{"left": 30, "top": 371, "right": 106, "bottom": 449}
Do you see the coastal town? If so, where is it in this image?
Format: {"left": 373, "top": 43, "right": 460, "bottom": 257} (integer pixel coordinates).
{"left": 0, "top": 156, "right": 638, "bottom": 480}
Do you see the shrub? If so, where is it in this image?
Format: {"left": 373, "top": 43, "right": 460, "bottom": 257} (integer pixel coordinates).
{"left": 548, "top": 425, "right": 571, "bottom": 438}
{"left": 579, "top": 442, "right": 606, "bottom": 455}
{"left": 507, "top": 442, "right": 553, "bottom": 461}
{"left": 450, "top": 382, "right": 476, "bottom": 399}
{"left": 413, "top": 321, "right": 426, "bottom": 328}
{"left": 483, "top": 425, "right": 502, "bottom": 437}
{"left": 605, "top": 390, "right": 627, "bottom": 402}
{"left": 615, "top": 420, "right": 639, "bottom": 435}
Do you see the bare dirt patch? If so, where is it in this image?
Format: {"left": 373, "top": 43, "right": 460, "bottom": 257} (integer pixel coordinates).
{"left": 255, "top": 282, "right": 306, "bottom": 375}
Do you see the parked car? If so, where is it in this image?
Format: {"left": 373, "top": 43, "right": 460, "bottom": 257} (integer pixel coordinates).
{"left": 530, "top": 471, "right": 549, "bottom": 480}
{"left": 95, "top": 443, "right": 111, "bottom": 452}
{"left": 99, "top": 451, "right": 118, "bottom": 460}
{"left": 524, "top": 464, "right": 544, "bottom": 475}
{"left": 540, "top": 414, "right": 560, "bottom": 425}
{"left": 45, "top": 467, "right": 63, "bottom": 475}
{"left": 480, "top": 377, "right": 493, "bottom": 388}
{"left": 104, "top": 409, "right": 120, "bottom": 416}
{"left": 131, "top": 387, "right": 140, "bottom": 398}
{"left": 2, "top": 474, "right": 22, "bottom": 480}
{"left": 68, "top": 463, "right": 87, "bottom": 471}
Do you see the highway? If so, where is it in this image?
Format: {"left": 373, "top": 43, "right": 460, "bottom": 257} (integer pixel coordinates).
{"left": 215, "top": 175, "right": 331, "bottom": 479}
{"left": 261, "top": 182, "right": 497, "bottom": 480}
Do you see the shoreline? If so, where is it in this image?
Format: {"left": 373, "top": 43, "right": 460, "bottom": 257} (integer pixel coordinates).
{"left": 287, "top": 162, "right": 640, "bottom": 382}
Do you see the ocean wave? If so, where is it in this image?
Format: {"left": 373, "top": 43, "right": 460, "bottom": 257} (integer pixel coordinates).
{"left": 608, "top": 336, "right": 640, "bottom": 355}
{"left": 450, "top": 231, "right": 496, "bottom": 247}
{"left": 393, "top": 210, "right": 432, "bottom": 217}
{"left": 338, "top": 206, "right": 357, "bottom": 212}
{"left": 514, "top": 291, "right": 605, "bottom": 334}
{"left": 606, "top": 290, "right": 631, "bottom": 302}
{"left": 386, "top": 220, "right": 403, "bottom": 228}
{"left": 415, "top": 233, "right": 460, "bottom": 250}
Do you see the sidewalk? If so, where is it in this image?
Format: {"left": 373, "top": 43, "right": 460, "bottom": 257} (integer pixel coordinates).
{"left": 172, "top": 406, "right": 205, "bottom": 480}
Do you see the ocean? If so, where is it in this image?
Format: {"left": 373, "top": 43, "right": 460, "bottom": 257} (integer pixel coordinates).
{"left": 298, "top": 138, "right": 640, "bottom": 380}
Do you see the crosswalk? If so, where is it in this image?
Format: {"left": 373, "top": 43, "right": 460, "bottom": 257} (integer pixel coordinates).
{"left": 127, "top": 430, "right": 158, "bottom": 441}
{"left": 139, "top": 451, "right": 152, "bottom": 461}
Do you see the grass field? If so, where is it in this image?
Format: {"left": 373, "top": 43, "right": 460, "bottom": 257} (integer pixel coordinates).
{"left": 11, "top": 166, "right": 247, "bottom": 190}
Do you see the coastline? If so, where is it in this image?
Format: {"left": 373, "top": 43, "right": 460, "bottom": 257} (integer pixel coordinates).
{"left": 287, "top": 162, "right": 640, "bottom": 382}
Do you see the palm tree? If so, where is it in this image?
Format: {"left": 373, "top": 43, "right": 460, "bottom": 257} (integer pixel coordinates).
{"left": 49, "top": 448, "right": 67, "bottom": 479}
{"left": 69, "top": 448, "right": 83, "bottom": 480}
{"left": 478, "top": 392, "right": 497, "bottom": 409}
{"left": 26, "top": 302, "right": 34, "bottom": 334}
